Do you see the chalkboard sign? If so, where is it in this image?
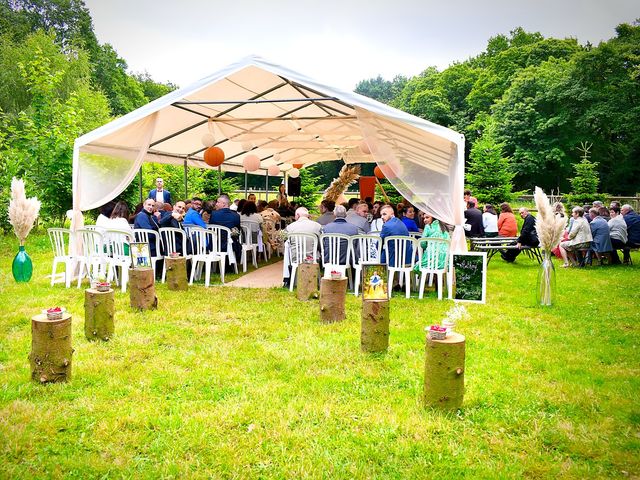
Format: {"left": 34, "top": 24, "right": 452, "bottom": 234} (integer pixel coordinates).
{"left": 449, "top": 252, "right": 487, "bottom": 303}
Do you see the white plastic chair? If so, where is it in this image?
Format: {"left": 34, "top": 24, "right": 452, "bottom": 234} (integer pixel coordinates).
{"left": 189, "top": 227, "right": 225, "bottom": 286}
{"left": 47, "top": 228, "right": 75, "bottom": 288}
{"left": 240, "top": 224, "right": 259, "bottom": 272}
{"left": 134, "top": 229, "right": 162, "bottom": 276}
{"left": 287, "top": 232, "right": 319, "bottom": 292}
{"left": 383, "top": 235, "right": 418, "bottom": 299}
{"left": 160, "top": 227, "right": 190, "bottom": 282}
{"left": 207, "top": 225, "right": 239, "bottom": 275}
{"left": 103, "top": 229, "right": 133, "bottom": 292}
{"left": 319, "top": 233, "right": 353, "bottom": 285}
{"left": 416, "top": 238, "right": 451, "bottom": 300}
{"left": 76, "top": 228, "right": 104, "bottom": 287}
{"left": 352, "top": 234, "right": 383, "bottom": 296}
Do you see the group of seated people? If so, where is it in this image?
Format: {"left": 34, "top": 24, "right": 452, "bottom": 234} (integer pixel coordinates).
{"left": 461, "top": 188, "right": 640, "bottom": 265}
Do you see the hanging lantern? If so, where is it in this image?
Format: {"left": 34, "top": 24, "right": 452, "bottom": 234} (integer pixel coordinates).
{"left": 292, "top": 163, "right": 303, "bottom": 169}
{"left": 374, "top": 166, "right": 385, "bottom": 179}
{"left": 267, "top": 164, "right": 280, "bottom": 176}
{"left": 204, "top": 146, "right": 225, "bottom": 167}
{"left": 241, "top": 141, "right": 253, "bottom": 151}
{"left": 243, "top": 154, "right": 261, "bottom": 172}
{"left": 201, "top": 133, "right": 215, "bottom": 147}
{"left": 288, "top": 168, "right": 300, "bottom": 178}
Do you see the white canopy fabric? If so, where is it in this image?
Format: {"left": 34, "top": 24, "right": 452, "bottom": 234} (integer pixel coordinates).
{"left": 72, "top": 56, "right": 467, "bottom": 251}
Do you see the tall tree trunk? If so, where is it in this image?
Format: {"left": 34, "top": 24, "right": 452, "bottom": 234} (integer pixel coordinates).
{"left": 29, "top": 313, "right": 73, "bottom": 383}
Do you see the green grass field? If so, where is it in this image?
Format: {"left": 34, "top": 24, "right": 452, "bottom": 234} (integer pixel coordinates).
{"left": 1, "top": 232, "right": 639, "bottom": 479}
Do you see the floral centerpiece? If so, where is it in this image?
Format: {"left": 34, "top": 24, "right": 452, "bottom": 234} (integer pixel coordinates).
{"left": 8, "top": 178, "right": 41, "bottom": 282}
{"left": 44, "top": 307, "right": 65, "bottom": 320}
{"left": 534, "top": 186, "right": 567, "bottom": 306}
{"left": 330, "top": 269, "right": 342, "bottom": 280}
{"left": 427, "top": 325, "right": 447, "bottom": 340}
{"left": 441, "top": 303, "right": 469, "bottom": 334}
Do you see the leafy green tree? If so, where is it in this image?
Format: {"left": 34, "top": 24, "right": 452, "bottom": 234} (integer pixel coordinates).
{"left": 354, "top": 74, "right": 407, "bottom": 105}
{"left": 466, "top": 117, "right": 516, "bottom": 205}
{"left": 566, "top": 157, "right": 600, "bottom": 205}
{"left": 295, "top": 165, "right": 322, "bottom": 211}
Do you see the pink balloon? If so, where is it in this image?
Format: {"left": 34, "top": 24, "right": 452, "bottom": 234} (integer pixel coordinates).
{"left": 267, "top": 164, "right": 280, "bottom": 176}
{"left": 243, "top": 154, "right": 261, "bottom": 172}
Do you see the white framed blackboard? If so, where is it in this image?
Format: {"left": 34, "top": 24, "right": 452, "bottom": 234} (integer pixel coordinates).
{"left": 448, "top": 252, "right": 487, "bottom": 303}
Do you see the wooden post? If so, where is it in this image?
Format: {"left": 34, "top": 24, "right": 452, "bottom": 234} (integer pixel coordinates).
{"left": 84, "top": 288, "right": 115, "bottom": 341}
{"left": 361, "top": 299, "right": 390, "bottom": 352}
{"left": 165, "top": 256, "right": 188, "bottom": 291}
{"left": 129, "top": 267, "right": 158, "bottom": 311}
{"left": 297, "top": 263, "right": 319, "bottom": 301}
{"left": 319, "top": 277, "right": 348, "bottom": 323}
{"left": 29, "top": 313, "right": 73, "bottom": 383}
{"left": 424, "top": 332, "right": 465, "bottom": 410}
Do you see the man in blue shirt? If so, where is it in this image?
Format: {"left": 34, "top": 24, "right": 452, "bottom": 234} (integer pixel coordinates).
{"left": 183, "top": 197, "right": 206, "bottom": 227}
{"left": 380, "top": 205, "right": 411, "bottom": 265}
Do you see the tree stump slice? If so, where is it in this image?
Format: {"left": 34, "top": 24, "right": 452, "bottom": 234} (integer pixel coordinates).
{"left": 84, "top": 288, "right": 115, "bottom": 341}
{"left": 29, "top": 313, "right": 74, "bottom": 383}
{"left": 319, "top": 277, "right": 348, "bottom": 323}
{"left": 424, "top": 332, "right": 465, "bottom": 410}
{"left": 361, "top": 299, "right": 390, "bottom": 352}
{"left": 129, "top": 268, "right": 158, "bottom": 311}
{"left": 165, "top": 256, "right": 188, "bottom": 291}
{"left": 297, "top": 263, "right": 319, "bottom": 301}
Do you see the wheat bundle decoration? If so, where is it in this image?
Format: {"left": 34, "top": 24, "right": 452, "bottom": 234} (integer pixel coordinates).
{"left": 323, "top": 165, "right": 361, "bottom": 202}
{"left": 534, "top": 186, "right": 567, "bottom": 306}
{"left": 8, "top": 178, "right": 41, "bottom": 282}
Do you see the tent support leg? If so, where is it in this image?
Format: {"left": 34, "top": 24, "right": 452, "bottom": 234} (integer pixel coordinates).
{"left": 183, "top": 159, "right": 188, "bottom": 200}
{"left": 265, "top": 172, "right": 269, "bottom": 202}
{"left": 244, "top": 172, "right": 248, "bottom": 198}
{"left": 218, "top": 166, "right": 221, "bottom": 196}
{"left": 138, "top": 167, "right": 143, "bottom": 203}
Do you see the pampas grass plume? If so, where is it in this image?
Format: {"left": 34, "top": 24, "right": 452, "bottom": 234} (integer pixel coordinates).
{"left": 534, "top": 186, "right": 566, "bottom": 251}
{"left": 8, "top": 177, "right": 41, "bottom": 244}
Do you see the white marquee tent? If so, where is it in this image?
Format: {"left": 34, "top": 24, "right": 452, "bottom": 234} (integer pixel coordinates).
{"left": 72, "top": 56, "right": 467, "bottom": 251}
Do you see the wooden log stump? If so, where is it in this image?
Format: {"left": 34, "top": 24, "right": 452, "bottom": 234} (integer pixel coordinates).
{"left": 165, "top": 256, "right": 188, "bottom": 291}
{"left": 361, "top": 299, "right": 390, "bottom": 352}
{"left": 319, "top": 277, "right": 348, "bottom": 323}
{"left": 129, "top": 267, "right": 158, "bottom": 311}
{"left": 424, "top": 332, "right": 465, "bottom": 410}
{"left": 29, "top": 313, "right": 73, "bottom": 383}
{"left": 84, "top": 288, "right": 115, "bottom": 341}
{"left": 297, "top": 263, "right": 319, "bottom": 301}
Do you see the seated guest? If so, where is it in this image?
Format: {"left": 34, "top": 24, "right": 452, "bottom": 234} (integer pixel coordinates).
{"left": 380, "top": 205, "right": 411, "bottom": 266}
{"left": 370, "top": 201, "right": 385, "bottom": 233}
{"left": 134, "top": 198, "right": 161, "bottom": 257}
{"left": 621, "top": 204, "right": 640, "bottom": 264}
{"left": 346, "top": 202, "right": 371, "bottom": 234}
{"left": 210, "top": 195, "right": 242, "bottom": 263}
{"left": 558, "top": 206, "right": 592, "bottom": 267}
{"left": 321, "top": 205, "right": 358, "bottom": 264}
{"left": 106, "top": 201, "right": 133, "bottom": 236}
{"left": 464, "top": 189, "right": 478, "bottom": 209}
{"left": 502, "top": 208, "right": 539, "bottom": 263}
{"left": 261, "top": 200, "right": 283, "bottom": 250}
{"left": 608, "top": 206, "right": 627, "bottom": 264}
{"left": 464, "top": 201, "right": 484, "bottom": 238}
{"left": 159, "top": 201, "right": 187, "bottom": 254}
{"left": 240, "top": 201, "right": 264, "bottom": 245}
{"left": 96, "top": 201, "right": 116, "bottom": 231}
{"left": 400, "top": 204, "right": 420, "bottom": 233}
{"left": 482, "top": 204, "right": 499, "bottom": 237}
{"left": 247, "top": 193, "right": 257, "bottom": 203}
{"left": 316, "top": 200, "right": 336, "bottom": 226}
{"left": 184, "top": 197, "right": 206, "bottom": 227}
{"left": 588, "top": 207, "right": 612, "bottom": 262}
{"left": 413, "top": 214, "right": 450, "bottom": 272}
{"left": 498, "top": 202, "right": 518, "bottom": 237}
{"left": 282, "top": 207, "right": 322, "bottom": 287}
{"left": 593, "top": 201, "right": 609, "bottom": 220}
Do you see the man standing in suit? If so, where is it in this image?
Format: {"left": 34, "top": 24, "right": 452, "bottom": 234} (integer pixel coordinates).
{"left": 148, "top": 177, "right": 172, "bottom": 206}
{"left": 464, "top": 201, "right": 484, "bottom": 238}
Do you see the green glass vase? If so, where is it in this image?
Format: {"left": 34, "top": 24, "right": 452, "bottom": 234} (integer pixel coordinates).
{"left": 12, "top": 245, "right": 33, "bottom": 282}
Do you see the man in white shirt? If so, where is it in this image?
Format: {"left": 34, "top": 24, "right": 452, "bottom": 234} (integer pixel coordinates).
{"left": 148, "top": 177, "right": 172, "bottom": 205}
{"left": 282, "top": 207, "right": 321, "bottom": 287}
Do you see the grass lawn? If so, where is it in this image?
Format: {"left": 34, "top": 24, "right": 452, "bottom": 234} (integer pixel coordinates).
{"left": 1, "top": 232, "right": 639, "bottom": 479}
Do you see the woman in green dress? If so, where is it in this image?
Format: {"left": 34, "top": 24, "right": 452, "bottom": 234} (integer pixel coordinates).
{"left": 413, "top": 213, "right": 450, "bottom": 272}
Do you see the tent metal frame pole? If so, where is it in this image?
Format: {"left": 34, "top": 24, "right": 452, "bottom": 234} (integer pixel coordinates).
{"left": 265, "top": 173, "right": 269, "bottom": 202}
{"left": 183, "top": 159, "right": 188, "bottom": 200}
{"left": 173, "top": 97, "right": 338, "bottom": 106}
{"left": 138, "top": 166, "right": 143, "bottom": 203}
{"left": 244, "top": 172, "right": 248, "bottom": 198}
{"left": 218, "top": 166, "right": 221, "bottom": 196}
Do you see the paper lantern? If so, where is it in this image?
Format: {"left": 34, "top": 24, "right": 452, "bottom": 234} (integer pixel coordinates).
{"left": 280, "top": 163, "right": 292, "bottom": 171}
{"left": 360, "top": 140, "right": 371, "bottom": 154}
{"left": 267, "top": 164, "right": 280, "bottom": 176}
{"left": 374, "top": 166, "right": 385, "bottom": 179}
{"left": 204, "top": 146, "right": 225, "bottom": 167}
{"left": 201, "top": 133, "right": 215, "bottom": 147}
{"left": 241, "top": 141, "right": 253, "bottom": 151}
{"left": 288, "top": 168, "right": 300, "bottom": 178}
{"left": 243, "top": 154, "right": 261, "bottom": 172}
{"left": 292, "top": 163, "right": 303, "bottom": 169}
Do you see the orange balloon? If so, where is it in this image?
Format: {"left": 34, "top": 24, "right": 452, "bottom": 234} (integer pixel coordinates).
{"left": 374, "top": 166, "right": 385, "bottom": 179}
{"left": 204, "top": 146, "right": 225, "bottom": 167}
